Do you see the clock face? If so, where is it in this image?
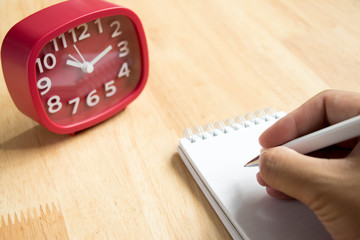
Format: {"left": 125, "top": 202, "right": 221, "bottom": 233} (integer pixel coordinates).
{"left": 35, "top": 15, "right": 142, "bottom": 127}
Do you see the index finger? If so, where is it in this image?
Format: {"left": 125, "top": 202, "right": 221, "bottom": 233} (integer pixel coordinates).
{"left": 259, "top": 90, "right": 360, "bottom": 148}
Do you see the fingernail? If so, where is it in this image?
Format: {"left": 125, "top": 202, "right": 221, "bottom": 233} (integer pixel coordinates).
{"left": 260, "top": 148, "right": 267, "bottom": 153}
{"left": 258, "top": 150, "right": 267, "bottom": 168}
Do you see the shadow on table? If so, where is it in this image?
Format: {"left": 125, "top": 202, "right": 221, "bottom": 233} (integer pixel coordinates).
{"left": 0, "top": 125, "right": 69, "bottom": 150}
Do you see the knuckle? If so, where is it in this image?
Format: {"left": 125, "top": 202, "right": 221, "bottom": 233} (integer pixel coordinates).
{"left": 260, "top": 147, "right": 283, "bottom": 170}
{"left": 259, "top": 147, "right": 285, "bottom": 181}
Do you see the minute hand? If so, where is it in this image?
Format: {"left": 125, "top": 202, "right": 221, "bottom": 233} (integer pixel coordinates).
{"left": 90, "top": 45, "right": 113, "bottom": 65}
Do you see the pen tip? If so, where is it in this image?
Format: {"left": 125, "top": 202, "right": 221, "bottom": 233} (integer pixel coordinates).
{"left": 244, "top": 156, "right": 260, "bottom": 167}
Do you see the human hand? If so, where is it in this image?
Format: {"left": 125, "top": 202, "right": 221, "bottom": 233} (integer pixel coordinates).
{"left": 256, "top": 90, "right": 360, "bottom": 240}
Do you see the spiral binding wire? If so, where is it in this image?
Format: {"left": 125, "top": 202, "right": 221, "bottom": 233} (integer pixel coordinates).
{"left": 182, "top": 108, "right": 281, "bottom": 143}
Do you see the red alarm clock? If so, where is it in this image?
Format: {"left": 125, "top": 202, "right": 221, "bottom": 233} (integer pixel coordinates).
{"left": 1, "top": 0, "right": 148, "bottom": 134}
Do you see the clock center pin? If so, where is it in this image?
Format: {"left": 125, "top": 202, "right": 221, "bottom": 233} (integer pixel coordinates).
{"left": 82, "top": 62, "right": 94, "bottom": 73}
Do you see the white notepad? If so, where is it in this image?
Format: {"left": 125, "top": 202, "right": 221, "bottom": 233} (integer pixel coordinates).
{"left": 177, "top": 110, "right": 331, "bottom": 240}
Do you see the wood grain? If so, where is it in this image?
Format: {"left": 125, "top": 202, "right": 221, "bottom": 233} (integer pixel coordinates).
{"left": 1, "top": 0, "right": 359, "bottom": 239}
{"left": 0, "top": 202, "right": 69, "bottom": 240}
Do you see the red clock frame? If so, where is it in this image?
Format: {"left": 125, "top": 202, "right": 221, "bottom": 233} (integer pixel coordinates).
{"left": 1, "top": 0, "right": 149, "bottom": 134}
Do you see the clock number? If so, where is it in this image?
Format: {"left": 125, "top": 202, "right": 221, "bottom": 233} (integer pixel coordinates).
{"left": 58, "top": 33, "right": 68, "bottom": 49}
{"left": 104, "top": 80, "right": 116, "bottom": 97}
{"left": 47, "top": 95, "right": 62, "bottom": 114}
{"left": 52, "top": 34, "right": 68, "bottom": 52}
{"left": 68, "top": 28, "right": 77, "bottom": 43}
{"left": 35, "top": 58, "right": 43, "bottom": 73}
{"left": 110, "top": 20, "right": 122, "bottom": 38}
{"left": 51, "top": 38, "right": 59, "bottom": 52}
{"left": 94, "top": 18, "right": 103, "bottom": 33}
{"left": 36, "top": 53, "right": 56, "bottom": 74}
{"left": 37, "top": 77, "right": 52, "bottom": 96}
{"left": 68, "top": 97, "right": 80, "bottom": 115}
{"left": 118, "top": 62, "right": 130, "bottom": 78}
{"left": 43, "top": 53, "right": 57, "bottom": 70}
{"left": 77, "top": 23, "right": 91, "bottom": 41}
{"left": 117, "top": 41, "right": 129, "bottom": 58}
{"left": 44, "top": 81, "right": 121, "bottom": 115}
{"left": 68, "top": 23, "right": 90, "bottom": 43}
{"left": 86, "top": 89, "right": 100, "bottom": 107}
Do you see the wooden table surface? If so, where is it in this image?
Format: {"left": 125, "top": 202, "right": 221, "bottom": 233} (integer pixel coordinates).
{"left": 1, "top": 0, "right": 359, "bottom": 239}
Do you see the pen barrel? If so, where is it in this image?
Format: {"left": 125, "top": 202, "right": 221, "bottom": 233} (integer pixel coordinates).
{"left": 283, "top": 115, "right": 360, "bottom": 154}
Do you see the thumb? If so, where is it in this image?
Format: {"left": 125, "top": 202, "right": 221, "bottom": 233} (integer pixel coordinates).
{"left": 259, "top": 146, "right": 326, "bottom": 205}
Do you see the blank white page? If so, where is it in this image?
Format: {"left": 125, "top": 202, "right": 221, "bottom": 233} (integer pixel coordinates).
{"left": 178, "top": 113, "right": 331, "bottom": 240}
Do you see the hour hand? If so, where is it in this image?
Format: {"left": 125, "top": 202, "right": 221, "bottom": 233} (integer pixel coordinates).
{"left": 66, "top": 59, "right": 94, "bottom": 73}
{"left": 66, "top": 59, "right": 83, "bottom": 69}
